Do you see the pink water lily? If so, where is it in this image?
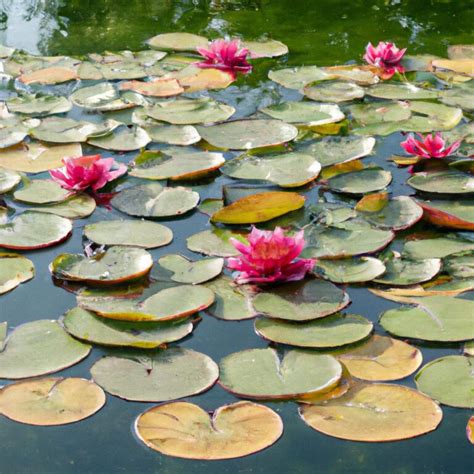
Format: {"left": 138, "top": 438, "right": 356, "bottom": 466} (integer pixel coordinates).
{"left": 196, "top": 38, "right": 252, "bottom": 77}
{"left": 50, "top": 154, "right": 127, "bottom": 192}
{"left": 364, "top": 41, "right": 406, "bottom": 78}
{"left": 401, "top": 132, "right": 461, "bottom": 159}
{"left": 227, "top": 226, "right": 314, "bottom": 284}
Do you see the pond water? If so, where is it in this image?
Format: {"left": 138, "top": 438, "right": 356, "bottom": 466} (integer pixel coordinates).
{"left": 0, "top": 1, "right": 473, "bottom": 473}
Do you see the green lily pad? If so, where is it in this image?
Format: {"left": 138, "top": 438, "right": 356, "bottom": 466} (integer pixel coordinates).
{"left": 87, "top": 125, "right": 150, "bottom": 151}
{"left": 403, "top": 234, "right": 474, "bottom": 259}
{"left": 244, "top": 39, "right": 288, "bottom": 58}
{"left": 418, "top": 199, "right": 474, "bottom": 230}
{"left": 313, "top": 257, "right": 386, "bottom": 283}
{"left": 0, "top": 253, "right": 35, "bottom": 294}
{"left": 130, "top": 150, "right": 225, "bottom": 180}
{"left": 0, "top": 168, "right": 22, "bottom": 193}
{"left": 375, "top": 257, "right": 441, "bottom": 286}
{"left": 145, "top": 124, "right": 200, "bottom": 145}
{"left": 203, "top": 276, "right": 257, "bottom": 321}
{"left": 219, "top": 348, "right": 342, "bottom": 400}
{"left": 0, "top": 123, "right": 28, "bottom": 149}
{"left": 157, "top": 254, "right": 223, "bottom": 284}
{"left": 112, "top": 183, "right": 199, "bottom": 218}
{"left": 147, "top": 32, "right": 208, "bottom": 51}
{"left": 84, "top": 220, "right": 172, "bottom": 249}
{"left": 63, "top": 307, "right": 193, "bottom": 348}
{"left": 197, "top": 119, "right": 298, "bottom": 150}
{"left": 303, "top": 81, "right": 364, "bottom": 103}
{"left": 252, "top": 280, "right": 350, "bottom": 322}
{"left": 299, "top": 136, "right": 376, "bottom": 167}
{"left": 0, "top": 320, "right": 91, "bottom": 379}
{"left": 261, "top": 102, "right": 344, "bottom": 125}
{"left": 379, "top": 295, "right": 474, "bottom": 342}
{"left": 7, "top": 94, "right": 72, "bottom": 116}
{"left": 415, "top": 356, "right": 474, "bottom": 408}
{"left": 28, "top": 194, "right": 96, "bottom": 219}
{"left": 0, "top": 211, "right": 72, "bottom": 250}
{"left": 444, "top": 252, "right": 474, "bottom": 279}
{"left": 366, "top": 83, "right": 440, "bottom": 100}
{"left": 78, "top": 285, "right": 215, "bottom": 322}
{"left": 408, "top": 171, "right": 474, "bottom": 194}
{"left": 221, "top": 152, "right": 321, "bottom": 187}
{"left": 440, "top": 84, "right": 474, "bottom": 111}
{"left": 90, "top": 348, "right": 218, "bottom": 401}
{"left": 13, "top": 179, "right": 71, "bottom": 204}
{"left": 349, "top": 101, "right": 412, "bottom": 125}
{"left": 255, "top": 313, "right": 373, "bottom": 348}
{"left": 268, "top": 66, "right": 331, "bottom": 89}
{"left": 51, "top": 246, "right": 153, "bottom": 285}
{"left": 145, "top": 98, "right": 235, "bottom": 125}
{"left": 326, "top": 168, "right": 392, "bottom": 195}
{"left": 187, "top": 228, "right": 246, "bottom": 257}
{"left": 70, "top": 82, "right": 136, "bottom": 112}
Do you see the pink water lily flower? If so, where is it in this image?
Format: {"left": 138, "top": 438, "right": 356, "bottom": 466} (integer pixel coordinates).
{"left": 50, "top": 154, "right": 127, "bottom": 192}
{"left": 401, "top": 132, "right": 461, "bottom": 159}
{"left": 196, "top": 38, "right": 252, "bottom": 77}
{"left": 364, "top": 41, "right": 406, "bottom": 78}
{"left": 227, "top": 226, "right": 314, "bottom": 284}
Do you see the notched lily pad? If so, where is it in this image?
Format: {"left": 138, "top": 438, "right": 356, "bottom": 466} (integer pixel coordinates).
{"left": 7, "top": 94, "right": 72, "bottom": 117}
{"left": 0, "top": 253, "right": 35, "bottom": 294}
{"left": 187, "top": 228, "right": 246, "bottom": 257}
{"left": 0, "top": 168, "right": 22, "bottom": 193}
{"left": 13, "top": 179, "right": 71, "bottom": 204}
{"left": 303, "top": 81, "right": 364, "bottom": 103}
{"left": 88, "top": 125, "right": 151, "bottom": 151}
{"left": 375, "top": 256, "right": 441, "bottom": 286}
{"left": 313, "top": 257, "right": 385, "bottom": 283}
{"left": 326, "top": 168, "right": 392, "bottom": 195}
{"left": 261, "top": 102, "right": 344, "bottom": 125}
{"left": 408, "top": 171, "right": 474, "bottom": 195}
{"left": 157, "top": 254, "right": 223, "bottom": 284}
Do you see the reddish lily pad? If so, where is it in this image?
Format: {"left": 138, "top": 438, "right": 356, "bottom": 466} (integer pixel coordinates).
{"left": 120, "top": 78, "right": 184, "bottom": 97}
{"left": 418, "top": 199, "right": 474, "bottom": 230}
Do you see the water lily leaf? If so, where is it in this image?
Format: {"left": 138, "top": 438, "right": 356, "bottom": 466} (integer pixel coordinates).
{"left": 221, "top": 152, "right": 321, "bottom": 188}
{"left": 303, "top": 81, "right": 364, "bottom": 103}
{"left": 84, "top": 220, "right": 172, "bottom": 249}
{"left": 173, "top": 65, "right": 234, "bottom": 92}
{"left": 313, "top": 257, "right": 385, "bottom": 283}
{"left": 0, "top": 253, "right": 34, "bottom": 294}
{"left": 145, "top": 98, "right": 235, "bottom": 125}
{"left": 145, "top": 124, "right": 200, "bottom": 145}
{"left": 112, "top": 183, "right": 199, "bottom": 218}
{"left": 252, "top": 280, "right": 349, "bottom": 322}
{"left": 78, "top": 285, "right": 215, "bottom": 322}
{"left": 448, "top": 45, "right": 474, "bottom": 60}
{"left": 408, "top": 170, "right": 474, "bottom": 194}
{"left": 255, "top": 313, "right": 373, "bottom": 348}
{"left": 0, "top": 211, "right": 72, "bottom": 250}
{"left": 444, "top": 252, "right": 474, "bottom": 279}
{"left": 120, "top": 78, "right": 184, "bottom": 97}
{"left": 326, "top": 168, "right": 392, "bottom": 195}
{"left": 300, "top": 136, "right": 375, "bottom": 168}
{"left": 440, "top": 83, "right": 474, "bottom": 111}
{"left": 90, "top": 348, "right": 218, "bottom": 401}
{"left": 203, "top": 276, "right": 257, "bottom": 321}
{"left": 51, "top": 246, "right": 153, "bottom": 285}
{"left": 261, "top": 102, "right": 344, "bottom": 125}
{"left": 130, "top": 150, "right": 224, "bottom": 180}
{"left": 0, "top": 168, "right": 21, "bottom": 193}
{"left": 418, "top": 199, "right": 474, "bottom": 230}
{"left": 349, "top": 101, "right": 412, "bottom": 125}
{"left": 147, "top": 32, "right": 208, "bottom": 51}
{"left": 18, "top": 66, "right": 77, "bottom": 85}
{"left": 219, "top": 348, "right": 342, "bottom": 400}
{"left": 331, "top": 335, "right": 422, "bottom": 381}
{"left": 322, "top": 65, "right": 379, "bottom": 85}
{"left": 63, "top": 307, "right": 192, "bottom": 348}
{"left": 467, "top": 416, "right": 474, "bottom": 444}
{"left": 0, "top": 123, "right": 28, "bottom": 149}
{"left": 87, "top": 125, "right": 150, "bottom": 151}
{"left": 197, "top": 119, "right": 298, "bottom": 150}
{"left": 0, "top": 142, "right": 82, "bottom": 173}
{"left": 357, "top": 195, "right": 423, "bottom": 230}
{"left": 28, "top": 193, "right": 96, "bottom": 219}
{"left": 366, "top": 83, "right": 440, "bottom": 100}
{"left": 198, "top": 198, "right": 224, "bottom": 216}
{"left": 244, "top": 39, "right": 288, "bottom": 58}
{"left": 268, "top": 66, "right": 331, "bottom": 89}
{"left": 465, "top": 341, "right": 474, "bottom": 356}
{"left": 187, "top": 228, "right": 245, "bottom": 257}
{"left": 7, "top": 95, "right": 72, "bottom": 117}
{"left": 415, "top": 356, "right": 474, "bottom": 408}
{"left": 0, "top": 377, "right": 105, "bottom": 426}
{"left": 157, "top": 254, "right": 223, "bottom": 284}
{"left": 375, "top": 257, "right": 441, "bottom": 286}
{"left": 299, "top": 382, "right": 442, "bottom": 442}
{"left": 13, "top": 179, "right": 71, "bottom": 204}
{"left": 379, "top": 295, "right": 474, "bottom": 342}
{"left": 403, "top": 234, "right": 474, "bottom": 259}
{"left": 303, "top": 225, "right": 394, "bottom": 258}
{"left": 70, "top": 82, "right": 135, "bottom": 112}
{"left": 211, "top": 191, "right": 304, "bottom": 224}
{"left": 0, "top": 320, "right": 91, "bottom": 379}
{"left": 135, "top": 400, "right": 283, "bottom": 460}
{"left": 432, "top": 59, "right": 474, "bottom": 75}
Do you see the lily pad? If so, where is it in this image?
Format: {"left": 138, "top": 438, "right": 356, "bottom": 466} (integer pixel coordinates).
{"left": 211, "top": 191, "right": 305, "bottom": 224}
{"left": 444, "top": 252, "right": 474, "bottom": 279}
{"left": 197, "top": 119, "right": 298, "bottom": 150}
{"left": 221, "top": 152, "right": 321, "bottom": 188}
{"left": 432, "top": 59, "right": 474, "bottom": 75}
{"left": 299, "top": 382, "right": 442, "bottom": 442}
{"left": 255, "top": 313, "right": 373, "bottom": 348}
{"left": 157, "top": 254, "right": 223, "bottom": 284}
{"left": 418, "top": 199, "right": 474, "bottom": 230}
{"left": 120, "top": 78, "right": 184, "bottom": 97}
{"left": 13, "top": 179, "right": 71, "bottom": 204}
{"left": 375, "top": 257, "right": 441, "bottom": 286}
{"left": 28, "top": 194, "right": 96, "bottom": 219}
{"left": 268, "top": 66, "right": 331, "bottom": 90}
{"left": 261, "top": 102, "right": 344, "bottom": 125}
{"left": 18, "top": 66, "right": 77, "bottom": 85}
{"left": 349, "top": 101, "right": 412, "bottom": 125}
{"left": 70, "top": 82, "right": 135, "bottom": 112}
{"left": 135, "top": 401, "right": 283, "bottom": 460}
{"left": 379, "top": 295, "right": 474, "bottom": 342}
{"left": 51, "top": 246, "right": 153, "bottom": 285}
{"left": 78, "top": 285, "right": 215, "bottom": 322}
{"left": 0, "top": 212, "right": 72, "bottom": 250}
{"left": 219, "top": 348, "right": 342, "bottom": 400}
{"left": 90, "top": 348, "right": 218, "bottom": 401}
{"left": 112, "top": 183, "right": 199, "bottom": 218}
{"left": 186, "top": 228, "right": 245, "bottom": 257}
{"left": 0, "top": 253, "right": 35, "bottom": 294}
{"left": 326, "top": 168, "right": 392, "bottom": 195}
{"left": 408, "top": 171, "right": 474, "bottom": 195}
{"left": 244, "top": 39, "right": 288, "bottom": 58}
{"left": 0, "top": 320, "right": 91, "bottom": 379}
{"left": 313, "top": 257, "right": 386, "bottom": 283}
{"left": 303, "top": 81, "right": 364, "bottom": 103}
{"left": 252, "top": 280, "right": 349, "bottom": 322}
{"left": 147, "top": 32, "right": 208, "bottom": 51}
{"left": 145, "top": 124, "right": 200, "bottom": 145}
{"left": 0, "top": 378, "right": 105, "bottom": 426}
{"left": 0, "top": 168, "right": 22, "bottom": 193}
{"left": 448, "top": 45, "right": 474, "bottom": 60}
{"left": 84, "top": 220, "right": 172, "bottom": 249}
{"left": 403, "top": 234, "right": 474, "bottom": 259}
{"left": 366, "top": 83, "right": 439, "bottom": 100}
{"left": 415, "top": 356, "right": 474, "bottom": 408}
{"left": 63, "top": 307, "right": 193, "bottom": 348}
{"left": 88, "top": 125, "right": 150, "bottom": 151}
{"left": 7, "top": 95, "right": 72, "bottom": 116}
